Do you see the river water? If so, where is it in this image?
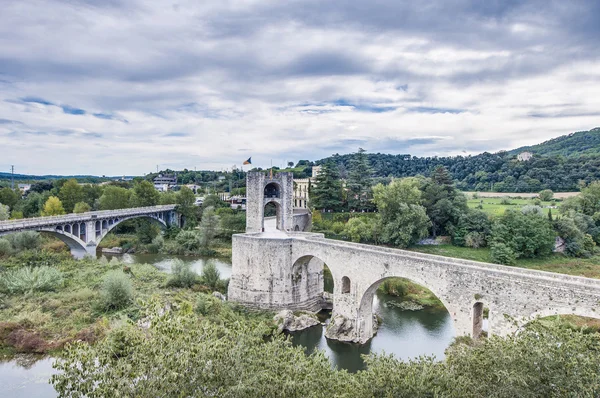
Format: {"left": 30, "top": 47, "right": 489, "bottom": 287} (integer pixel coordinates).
{"left": 0, "top": 254, "right": 454, "bottom": 395}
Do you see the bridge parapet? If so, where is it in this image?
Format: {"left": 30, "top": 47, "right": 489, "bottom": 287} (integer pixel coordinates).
{"left": 0, "top": 205, "right": 178, "bottom": 259}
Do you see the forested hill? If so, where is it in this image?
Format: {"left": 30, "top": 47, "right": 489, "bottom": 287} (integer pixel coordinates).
{"left": 314, "top": 128, "right": 600, "bottom": 192}
{"left": 509, "top": 127, "right": 600, "bottom": 157}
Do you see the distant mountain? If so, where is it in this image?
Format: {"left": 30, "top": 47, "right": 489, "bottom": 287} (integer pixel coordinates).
{"left": 509, "top": 127, "right": 600, "bottom": 157}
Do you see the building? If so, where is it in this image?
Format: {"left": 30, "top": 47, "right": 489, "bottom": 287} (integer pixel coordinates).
{"left": 153, "top": 174, "right": 177, "bottom": 192}
{"left": 293, "top": 165, "right": 321, "bottom": 208}
{"left": 17, "top": 184, "right": 31, "bottom": 193}
{"left": 517, "top": 151, "right": 533, "bottom": 161}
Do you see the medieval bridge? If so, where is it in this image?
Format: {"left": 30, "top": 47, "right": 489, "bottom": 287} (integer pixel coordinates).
{"left": 0, "top": 205, "right": 178, "bottom": 258}
{"left": 229, "top": 172, "right": 600, "bottom": 343}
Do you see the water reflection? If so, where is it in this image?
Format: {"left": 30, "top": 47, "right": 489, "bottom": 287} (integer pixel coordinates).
{"left": 291, "top": 291, "right": 455, "bottom": 372}
{"left": 0, "top": 356, "right": 56, "bottom": 397}
{"left": 103, "top": 253, "right": 233, "bottom": 279}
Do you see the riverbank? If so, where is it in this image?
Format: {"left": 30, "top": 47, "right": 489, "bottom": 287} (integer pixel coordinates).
{"left": 0, "top": 250, "right": 231, "bottom": 358}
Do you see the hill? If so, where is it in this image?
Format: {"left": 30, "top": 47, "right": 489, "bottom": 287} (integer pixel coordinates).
{"left": 509, "top": 127, "right": 600, "bottom": 157}
{"left": 313, "top": 127, "right": 600, "bottom": 193}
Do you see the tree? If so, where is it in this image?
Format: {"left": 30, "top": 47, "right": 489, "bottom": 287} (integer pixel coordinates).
{"left": 421, "top": 166, "right": 468, "bottom": 237}
{"left": 539, "top": 189, "right": 554, "bottom": 201}
{"left": 18, "top": 191, "right": 47, "bottom": 217}
{"left": 199, "top": 206, "right": 220, "bottom": 249}
{"left": 58, "top": 179, "right": 84, "bottom": 213}
{"left": 73, "top": 201, "right": 91, "bottom": 213}
{"left": 0, "top": 203, "right": 9, "bottom": 221}
{"left": 347, "top": 148, "right": 374, "bottom": 212}
{"left": 99, "top": 186, "right": 131, "bottom": 210}
{"left": 131, "top": 180, "right": 160, "bottom": 207}
{"left": 41, "top": 196, "right": 66, "bottom": 216}
{"left": 82, "top": 184, "right": 103, "bottom": 209}
{"left": 372, "top": 178, "right": 431, "bottom": 247}
{"left": 177, "top": 186, "right": 198, "bottom": 228}
{"left": 310, "top": 159, "right": 344, "bottom": 212}
{"left": 452, "top": 209, "right": 492, "bottom": 247}
{"left": 0, "top": 187, "right": 19, "bottom": 210}
{"left": 287, "top": 161, "right": 295, "bottom": 168}
{"left": 490, "top": 210, "right": 555, "bottom": 259}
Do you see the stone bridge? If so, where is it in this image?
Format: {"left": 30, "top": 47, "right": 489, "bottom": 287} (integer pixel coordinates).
{"left": 229, "top": 172, "right": 600, "bottom": 343}
{"left": 0, "top": 205, "right": 178, "bottom": 258}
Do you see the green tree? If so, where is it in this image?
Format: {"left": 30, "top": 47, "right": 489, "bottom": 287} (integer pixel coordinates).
{"left": 177, "top": 186, "right": 198, "bottom": 228}
{"left": 421, "top": 166, "right": 468, "bottom": 237}
{"left": 539, "top": 189, "right": 554, "bottom": 201}
{"left": 346, "top": 148, "right": 373, "bottom": 212}
{"left": 58, "top": 179, "right": 84, "bottom": 213}
{"left": 452, "top": 209, "right": 492, "bottom": 247}
{"left": 199, "top": 206, "right": 220, "bottom": 249}
{"left": 373, "top": 178, "right": 431, "bottom": 247}
{"left": 310, "top": 159, "right": 344, "bottom": 212}
{"left": 491, "top": 210, "right": 555, "bottom": 258}
{"left": 0, "top": 203, "right": 9, "bottom": 221}
{"left": 130, "top": 180, "right": 160, "bottom": 207}
{"left": 99, "top": 186, "right": 131, "bottom": 210}
{"left": 41, "top": 196, "right": 66, "bottom": 216}
{"left": 82, "top": 184, "right": 103, "bottom": 209}
{"left": 0, "top": 187, "right": 19, "bottom": 210}
{"left": 73, "top": 201, "right": 91, "bottom": 214}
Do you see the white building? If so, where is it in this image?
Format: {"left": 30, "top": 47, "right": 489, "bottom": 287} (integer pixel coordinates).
{"left": 517, "top": 151, "right": 533, "bottom": 161}
{"left": 293, "top": 166, "right": 321, "bottom": 208}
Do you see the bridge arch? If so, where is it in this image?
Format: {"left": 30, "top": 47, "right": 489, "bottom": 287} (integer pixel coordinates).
{"left": 95, "top": 214, "right": 168, "bottom": 247}
{"left": 356, "top": 275, "right": 457, "bottom": 343}
{"left": 290, "top": 254, "right": 334, "bottom": 310}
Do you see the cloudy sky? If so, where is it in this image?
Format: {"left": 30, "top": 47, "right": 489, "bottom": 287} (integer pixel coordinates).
{"left": 1, "top": 0, "right": 599, "bottom": 175}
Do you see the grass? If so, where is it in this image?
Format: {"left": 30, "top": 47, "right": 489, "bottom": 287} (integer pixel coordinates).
{"left": 411, "top": 244, "right": 600, "bottom": 279}
{"left": 466, "top": 197, "right": 559, "bottom": 217}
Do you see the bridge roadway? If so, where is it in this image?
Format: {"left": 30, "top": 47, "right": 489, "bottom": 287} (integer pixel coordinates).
{"left": 0, "top": 205, "right": 178, "bottom": 258}
{"left": 229, "top": 227, "right": 600, "bottom": 343}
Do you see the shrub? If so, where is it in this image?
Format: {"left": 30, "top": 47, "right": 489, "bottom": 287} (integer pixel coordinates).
{"left": 175, "top": 230, "right": 202, "bottom": 252}
{"left": 100, "top": 270, "right": 133, "bottom": 310}
{"left": 6, "top": 231, "right": 42, "bottom": 251}
{"left": 195, "top": 293, "right": 222, "bottom": 316}
{"left": 0, "top": 266, "right": 64, "bottom": 294}
{"left": 464, "top": 232, "right": 486, "bottom": 248}
{"left": 521, "top": 205, "right": 544, "bottom": 217}
{"left": 500, "top": 197, "right": 511, "bottom": 205}
{"left": 201, "top": 261, "right": 221, "bottom": 290}
{"left": 490, "top": 242, "right": 516, "bottom": 265}
{"left": 167, "top": 260, "right": 197, "bottom": 288}
{"left": 539, "top": 189, "right": 554, "bottom": 201}
{"left": 0, "top": 239, "right": 12, "bottom": 257}
{"left": 331, "top": 221, "right": 345, "bottom": 234}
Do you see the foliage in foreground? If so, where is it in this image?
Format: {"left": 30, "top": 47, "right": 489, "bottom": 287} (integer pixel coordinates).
{"left": 52, "top": 304, "right": 600, "bottom": 398}
{"left": 0, "top": 266, "right": 63, "bottom": 294}
{"left": 100, "top": 270, "right": 133, "bottom": 310}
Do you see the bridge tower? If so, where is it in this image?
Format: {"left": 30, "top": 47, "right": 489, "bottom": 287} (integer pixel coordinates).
{"left": 245, "top": 171, "right": 294, "bottom": 232}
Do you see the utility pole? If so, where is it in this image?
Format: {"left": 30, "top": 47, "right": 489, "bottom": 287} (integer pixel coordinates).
{"left": 11, "top": 165, "right": 14, "bottom": 190}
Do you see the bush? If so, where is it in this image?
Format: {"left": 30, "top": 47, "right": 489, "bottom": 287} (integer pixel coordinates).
{"left": 201, "top": 261, "right": 221, "bottom": 290}
{"left": 0, "top": 239, "right": 13, "bottom": 257}
{"left": 100, "top": 271, "right": 133, "bottom": 310}
{"left": 490, "top": 242, "right": 516, "bottom": 265}
{"left": 175, "top": 230, "right": 202, "bottom": 252}
{"left": 195, "top": 293, "right": 222, "bottom": 316}
{"left": 491, "top": 210, "right": 555, "bottom": 258}
{"left": 167, "top": 260, "right": 197, "bottom": 288}
{"left": 500, "top": 197, "right": 511, "bottom": 205}
{"left": 539, "top": 189, "right": 554, "bottom": 201}
{"left": 6, "top": 231, "right": 42, "bottom": 251}
{"left": 464, "top": 232, "right": 486, "bottom": 248}
{"left": 331, "top": 221, "right": 345, "bottom": 234}
{"left": 0, "top": 266, "right": 64, "bottom": 294}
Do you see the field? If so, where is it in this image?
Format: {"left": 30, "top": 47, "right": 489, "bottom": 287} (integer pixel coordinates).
{"left": 466, "top": 196, "right": 560, "bottom": 217}
{"left": 463, "top": 191, "right": 579, "bottom": 199}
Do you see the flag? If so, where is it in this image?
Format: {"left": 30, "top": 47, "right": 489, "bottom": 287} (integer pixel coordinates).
{"left": 243, "top": 157, "right": 252, "bottom": 165}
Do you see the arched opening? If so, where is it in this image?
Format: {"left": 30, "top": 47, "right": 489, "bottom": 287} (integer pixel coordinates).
{"left": 79, "top": 223, "right": 86, "bottom": 241}
{"left": 264, "top": 182, "right": 281, "bottom": 199}
{"left": 294, "top": 225, "right": 300, "bottom": 231}
{"left": 64, "top": 224, "right": 71, "bottom": 234}
{"left": 357, "top": 277, "right": 455, "bottom": 354}
{"left": 95, "top": 221, "right": 101, "bottom": 238}
{"left": 264, "top": 201, "right": 281, "bottom": 230}
{"left": 102, "top": 220, "right": 108, "bottom": 230}
{"left": 291, "top": 255, "right": 333, "bottom": 310}
{"left": 341, "top": 276, "right": 351, "bottom": 294}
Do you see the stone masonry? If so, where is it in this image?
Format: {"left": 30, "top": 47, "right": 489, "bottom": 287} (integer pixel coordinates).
{"left": 229, "top": 171, "right": 600, "bottom": 344}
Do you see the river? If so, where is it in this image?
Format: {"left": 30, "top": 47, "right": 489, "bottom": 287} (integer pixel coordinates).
{"left": 0, "top": 254, "right": 454, "bottom": 395}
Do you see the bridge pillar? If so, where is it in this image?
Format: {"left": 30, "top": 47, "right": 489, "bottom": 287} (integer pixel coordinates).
{"left": 246, "top": 171, "right": 294, "bottom": 233}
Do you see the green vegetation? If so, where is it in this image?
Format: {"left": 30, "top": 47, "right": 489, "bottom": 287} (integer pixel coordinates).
{"left": 0, "top": 266, "right": 63, "bottom": 294}
{"left": 100, "top": 270, "right": 134, "bottom": 310}
{"left": 51, "top": 303, "right": 600, "bottom": 397}
{"left": 317, "top": 127, "right": 600, "bottom": 192}
{"left": 467, "top": 196, "right": 558, "bottom": 216}
{"left": 166, "top": 260, "right": 198, "bottom": 288}
{"left": 378, "top": 278, "right": 444, "bottom": 310}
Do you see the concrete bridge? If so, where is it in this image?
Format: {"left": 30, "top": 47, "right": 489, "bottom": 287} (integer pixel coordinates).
{"left": 0, "top": 205, "right": 178, "bottom": 258}
{"left": 229, "top": 172, "right": 600, "bottom": 343}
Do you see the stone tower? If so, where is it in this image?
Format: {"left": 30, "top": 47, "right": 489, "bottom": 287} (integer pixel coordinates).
{"left": 245, "top": 171, "right": 294, "bottom": 233}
